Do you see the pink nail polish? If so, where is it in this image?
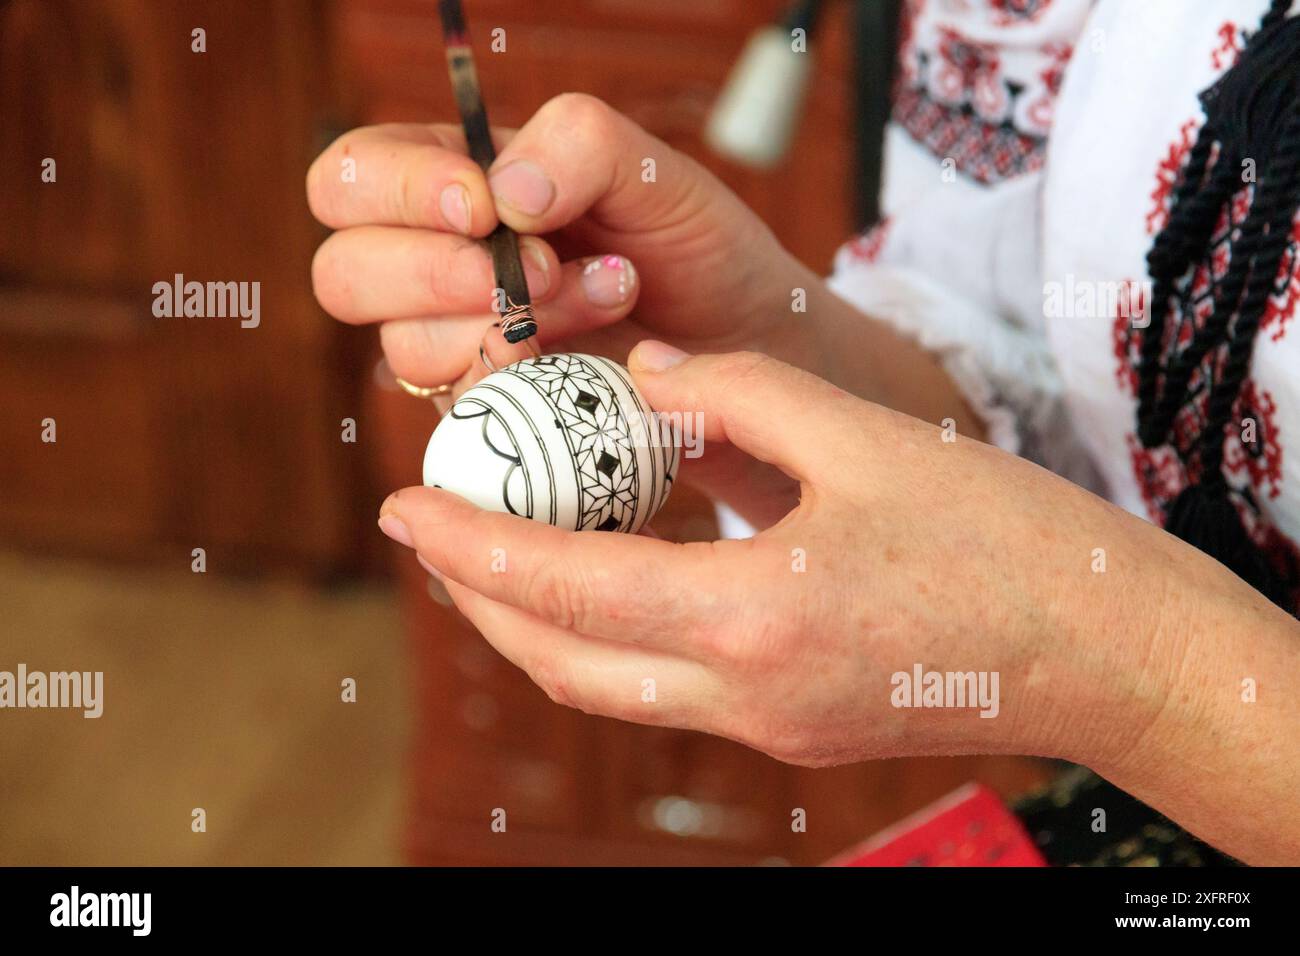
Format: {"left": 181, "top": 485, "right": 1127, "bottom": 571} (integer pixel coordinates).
{"left": 581, "top": 255, "right": 636, "bottom": 308}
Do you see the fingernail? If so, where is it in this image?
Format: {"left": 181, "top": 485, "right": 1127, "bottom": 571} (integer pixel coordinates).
{"left": 416, "top": 552, "right": 444, "bottom": 581}
{"left": 581, "top": 255, "right": 637, "bottom": 308}
{"left": 633, "top": 340, "right": 689, "bottom": 371}
{"left": 489, "top": 160, "right": 555, "bottom": 217}
{"left": 377, "top": 513, "right": 414, "bottom": 548}
{"left": 520, "top": 238, "right": 552, "bottom": 295}
{"left": 439, "top": 182, "right": 472, "bottom": 234}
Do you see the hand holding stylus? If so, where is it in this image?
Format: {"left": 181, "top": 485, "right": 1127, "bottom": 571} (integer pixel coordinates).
{"left": 308, "top": 92, "right": 809, "bottom": 387}
{"left": 307, "top": 93, "right": 981, "bottom": 523}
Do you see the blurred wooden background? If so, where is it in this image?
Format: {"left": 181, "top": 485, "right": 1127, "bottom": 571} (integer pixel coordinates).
{"left": 0, "top": 0, "right": 1049, "bottom": 866}
{"left": 0, "top": 0, "right": 376, "bottom": 574}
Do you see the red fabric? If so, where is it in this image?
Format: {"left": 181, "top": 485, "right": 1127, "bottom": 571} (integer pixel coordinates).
{"left": 826, "top": 783, "right": 1046, "bottom": 867}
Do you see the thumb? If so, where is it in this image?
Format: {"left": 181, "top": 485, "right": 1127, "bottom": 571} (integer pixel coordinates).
{"left": 627, "top": 341, "right": 853, "bottom": 482}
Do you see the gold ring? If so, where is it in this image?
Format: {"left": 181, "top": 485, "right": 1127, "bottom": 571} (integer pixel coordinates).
{"left": 394, "top": 377, "right": 453, "bottom": 400}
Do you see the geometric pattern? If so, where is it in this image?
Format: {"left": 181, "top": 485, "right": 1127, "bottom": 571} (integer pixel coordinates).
{"left": 508, "top": 354, "right": 641, "bottom": 532}
{"left": 891, "top": 14, "right": 1071, "bottom": 187}
{"left": 989, "top": 0, "right": 1054, "bottom": 28}
{"left": 893, "top": 82, "right": 1046, "bottom": 187}
{"left": 1110, "top": 105, "right": 1300, "bottom": 602}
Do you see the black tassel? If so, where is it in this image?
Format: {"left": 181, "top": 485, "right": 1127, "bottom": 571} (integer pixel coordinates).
{"left": 1198, "top": 14, "right": 1300, "bottom": 163}
{"left": 1164, "top": 483, "right": 1288, "bottom": 607}
{"left": 1137, "top": 1, "right": 1300, "bottom": 615}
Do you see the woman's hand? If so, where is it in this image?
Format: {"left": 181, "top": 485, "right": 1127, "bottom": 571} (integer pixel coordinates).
{"left": 377, "top": 343, "right": 1300, "bottom": 864}
{"left": 376, "top": 342, "right": 1134, "bottom": 764}
{"left": 307, "top": 94, "right": 991, "bottom": 525}
{"left": 306, "top": 94, "right": 818, "bottom": 393}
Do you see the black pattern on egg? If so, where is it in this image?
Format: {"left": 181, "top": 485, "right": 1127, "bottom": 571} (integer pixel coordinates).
{"left": 422, "top": 353, "right": 681, "bottom": 533}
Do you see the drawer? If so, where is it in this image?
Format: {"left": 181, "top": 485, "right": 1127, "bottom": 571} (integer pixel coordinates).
{"left": 597, "top": 722, "right": 795, "bottom": 857}
{"left": 400, "top": 567, "right": 594, "bottom": 828}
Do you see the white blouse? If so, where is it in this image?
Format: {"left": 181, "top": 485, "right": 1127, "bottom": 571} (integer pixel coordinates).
{"left": 827, "top": 0, "right": 1300, "bottom": 576}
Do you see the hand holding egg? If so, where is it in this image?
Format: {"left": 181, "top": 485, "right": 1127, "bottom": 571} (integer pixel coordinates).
{"left": 423, "top": 353, "right": 680, "bottom": 533}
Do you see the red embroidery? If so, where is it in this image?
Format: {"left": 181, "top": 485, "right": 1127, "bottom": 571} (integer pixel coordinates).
{"left": 1224, "top": 380, "right": 1283, "bottom": 500}
{"left": 1210, "top": 21, "right": 1244, "bottom": 70}
{"left": 990, "top": 0, "right": 1054, "bottom": 27}
{"left": 1126, "top": 435, "right": 1187, "bottom": 525}
{"left": 894, "top": 88, "right": 1048, "bottom": 185}
{"left": 1144, "top": 116, "right": 1298, "bottom": 343}
{"left": 1145, "top": 120, "right": 1198, "bottom": 235}
{"left": 895, "top": 0, "right": 925, "bottom": 95}
{"left": 1111, "top": 279, "right": 1147, "bottom": 395}
{"left": 1114, "top": 251, "right": 1288, "bottom": 519}
{"left": 1025, "top": 42, "right": 1073, "bottom": 130}
{"left": 893, "top": 14, "right": 1071, "bottom": 185}
{"left": 845, "top": 218, "right": 893, "bottom": 264}
{"left": 1114, "top": 31, "right": 1300, "bottom": 595}
{"left": 1127, "top": 427, "right": 1300, "bottom": 601}
{"left": 1263, "top": 218, "right": 1300, "bottom": 342}
{"left": 934, "top": 28, "right": 1009, "bottom": 122}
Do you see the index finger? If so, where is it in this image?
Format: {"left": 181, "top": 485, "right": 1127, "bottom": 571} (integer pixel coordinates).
{"left": 306, "top": 122, "right": 515, "bottom": 234}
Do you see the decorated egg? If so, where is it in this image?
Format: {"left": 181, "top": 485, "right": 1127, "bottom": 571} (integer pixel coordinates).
{"left": 423, "top": 353, "right": 680, "bottom": 533}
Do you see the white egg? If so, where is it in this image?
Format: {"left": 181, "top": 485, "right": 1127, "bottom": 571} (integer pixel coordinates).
{"left": 423, "top": 353, "right": 680, "bottom": 533}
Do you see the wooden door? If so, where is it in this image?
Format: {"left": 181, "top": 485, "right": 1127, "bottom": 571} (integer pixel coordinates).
{"left": 0, "top": 0, "right": 376, "bottom": 574}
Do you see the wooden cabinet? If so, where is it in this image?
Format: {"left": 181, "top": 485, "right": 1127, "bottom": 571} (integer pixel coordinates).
{"left": 0, "top": 0, "right": 377, "bottom": 573}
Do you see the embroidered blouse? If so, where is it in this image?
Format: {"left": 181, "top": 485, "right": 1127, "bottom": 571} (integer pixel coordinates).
{"left": 828, "top": 0, "right": 1300, "bottom": 587}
